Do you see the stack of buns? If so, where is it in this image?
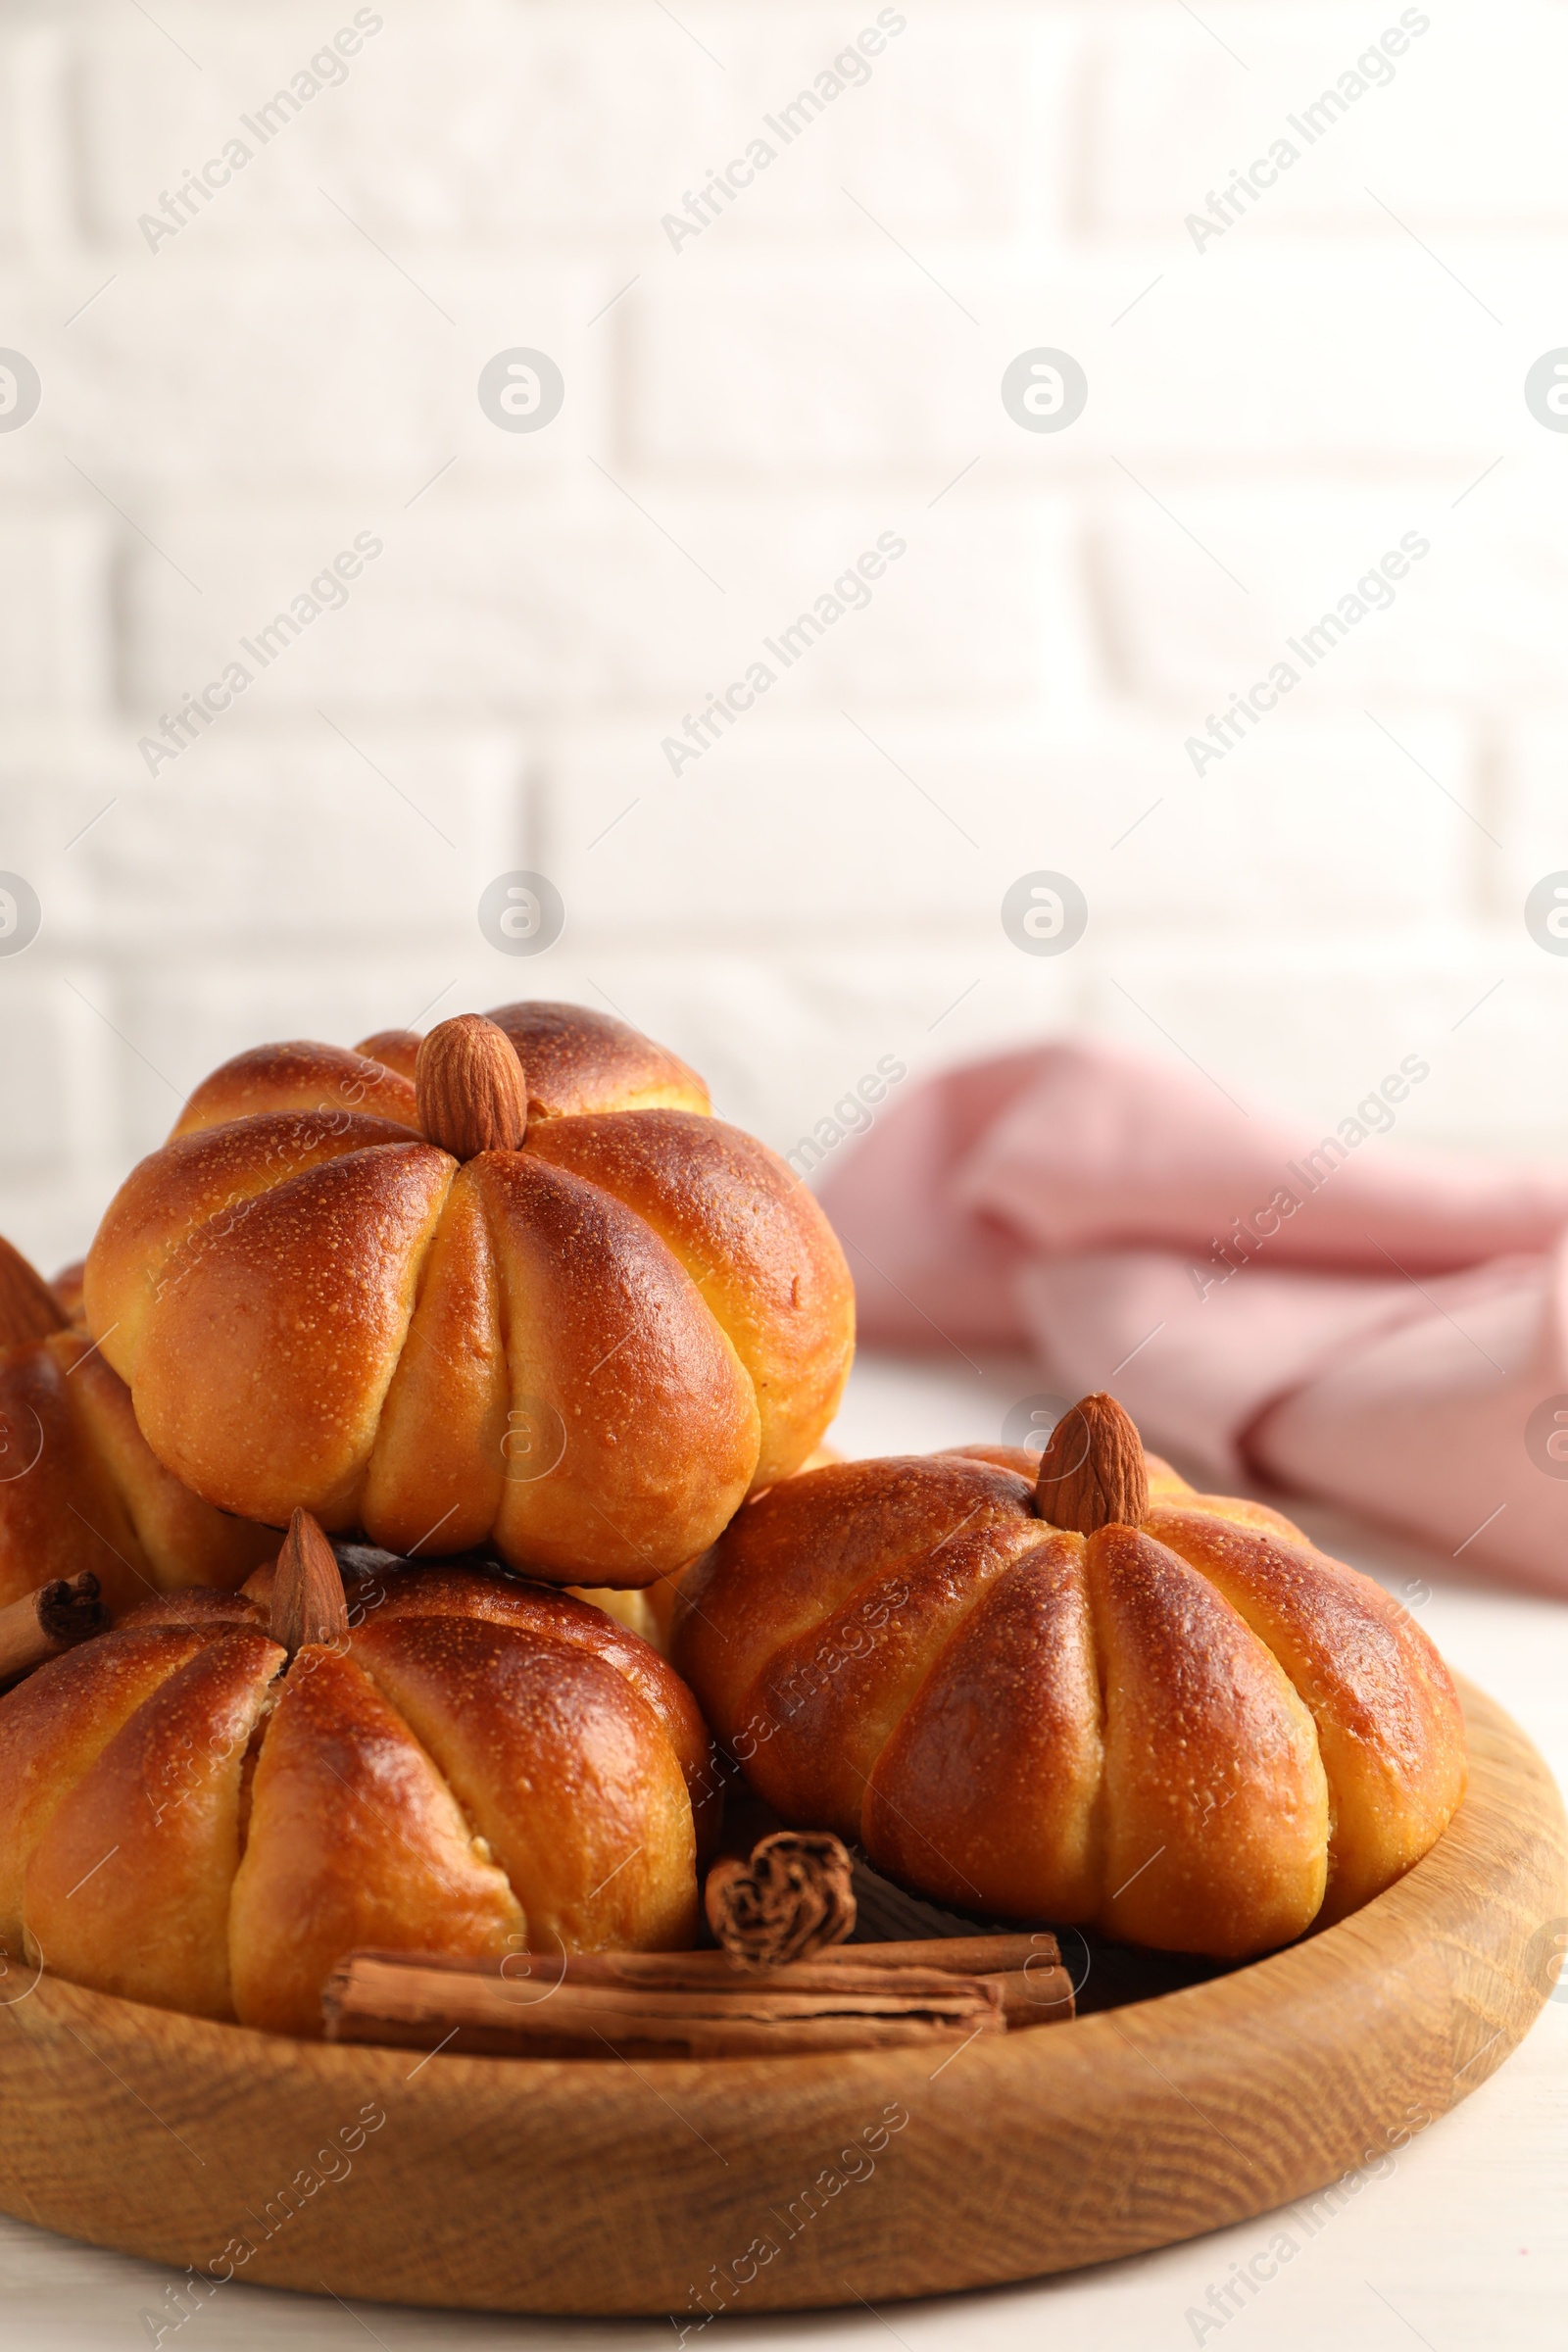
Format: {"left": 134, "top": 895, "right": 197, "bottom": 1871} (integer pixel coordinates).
{"left": 0, "top": 1007, "right": 1469, "bottom": 2034}
{"left": 1, "top": 1004, "right": 844, "bottom": 2022}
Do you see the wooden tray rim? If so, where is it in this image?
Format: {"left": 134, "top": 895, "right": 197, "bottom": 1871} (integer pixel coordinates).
{"left": 0, "top": 1672, "right": 1562, "bottom": 2317}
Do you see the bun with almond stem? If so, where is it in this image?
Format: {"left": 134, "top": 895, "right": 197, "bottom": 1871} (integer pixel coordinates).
{"left": 83, "top": 1003, "right": 855, "bottom": 1586}
{"left": 672, "top": 1394, "right": 1467, "bottom": 1959}
{"left": 0, "top": 1232, "right": 276, "bottom": 1612}
{"left": 0, "top": 1514, "right": 715, "bottom": 2034}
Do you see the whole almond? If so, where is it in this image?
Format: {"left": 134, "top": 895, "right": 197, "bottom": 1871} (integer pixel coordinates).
{"left": 1034, "top": 1392, "right": 1149, "bottom": 1535}
{"left": 415, "top": 1014, "right": 528, "bottom": 1160}
{"left": 270, "top": 1509, "right": 350, "bottom": 1656}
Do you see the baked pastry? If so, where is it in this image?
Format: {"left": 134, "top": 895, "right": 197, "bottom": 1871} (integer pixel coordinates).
{"left": 83, "top": 1003, "right": 854, "bottom": 1585}
{"left": 570, "top": 1442, "right": 847, "bottom": 1649}
{"left": 0, "top": 1514, "right": 715, "bottom": 2034}
{"left": 673, "top": 1394, "right": 1466, "bottom": 1958}
{"left": 0, "top": 1233, "right": 275, "bottom": 1611}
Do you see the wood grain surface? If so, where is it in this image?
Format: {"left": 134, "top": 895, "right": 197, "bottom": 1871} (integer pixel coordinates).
{"left": 0, "top": 1674, "right": 1561, "bottom": 2319}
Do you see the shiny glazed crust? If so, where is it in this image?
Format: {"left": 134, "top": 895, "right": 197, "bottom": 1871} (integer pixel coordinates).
{"left": 0, "top": 1328, "right": 277, "bottom": 1611}
{"left": 672, "top": 1450, "right": 1467, "bottom": 1958}
{"left": 0, "top": 1562, "right": 712, "bottom": 2034}
{"left": 83, "top": 1004, "right": 854, "bottom": 1586}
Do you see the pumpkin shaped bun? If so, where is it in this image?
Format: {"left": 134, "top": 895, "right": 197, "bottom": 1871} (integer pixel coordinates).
{"left": 673, "top": 1395, "right": 1467, "bottom": 1959}
{"left": 83, "top": 1004, "right": 854, "bottom": 1586}
{"left": 0, "top": 1519, "right": 714, "bottom": 2035}
{"left": 0, "top": 1233, "right": 275, "bottom": 1610}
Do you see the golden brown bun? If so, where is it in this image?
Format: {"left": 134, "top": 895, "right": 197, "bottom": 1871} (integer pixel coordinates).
{"left": 524, "top": 1112, "right": 844, "bottom": 1493}
{"left": 28, "top": 1629, "right": 285, "bottom": 2019}
{"left": 172, "top": 1040, "right": 419, "bottom": 1135}
{"left": 674, "top": 1448, "right": 1466, "bottom": 1959}
{"left": 49, "top": 1260, "right": 88, "bottom": 1328}
{"left": 0, "top": 1232, "right": 71, "bottom": 1346}
{"left": 484, "top": 1001, "right": 710, "bottom": 1120}
{"left": 243, "top": 1554, "right": 720, "bottom": 1863}
{"left": 4, "top": 1557, "right": 712, "bottom": 2034}
{"left": 570, "top": 1443, "right": 851, "bottom": 1654}
{"left": 84, "top": 1005, "right": 854, "bottom": 1586}
{"left": 568, "top": 1585, "right": 667, "bottom": 1646}
{"left": 352, "top": 1029, "right": 422, "bottom": 1082}
{"left": 0, "top": 1233, "right": 276, "bottom": 1613}
{"left": 0, "top": 1624, "right": 221, "bottom": 1942}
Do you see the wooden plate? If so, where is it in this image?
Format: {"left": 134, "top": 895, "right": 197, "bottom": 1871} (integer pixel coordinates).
{"left": 0, "top": 1675, "right": 1561, "bottom": 2318}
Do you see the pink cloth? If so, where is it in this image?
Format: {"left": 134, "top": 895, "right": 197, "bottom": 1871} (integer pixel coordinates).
{"left": 818, "top": 1039, "right": 1568, "bottom": 1595}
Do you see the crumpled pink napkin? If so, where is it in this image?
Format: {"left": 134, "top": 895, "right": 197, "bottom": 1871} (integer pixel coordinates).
{"left": 818, "top": 1039, "right": 1568, "bottom": 1594}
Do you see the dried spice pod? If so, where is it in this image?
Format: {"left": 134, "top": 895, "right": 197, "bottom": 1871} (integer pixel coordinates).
{"left": 705, "top": 1829, "right": 857, "bottom": 1968}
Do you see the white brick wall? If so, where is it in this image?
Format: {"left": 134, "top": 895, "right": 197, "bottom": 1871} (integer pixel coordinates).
{"left": 2, "top": 0, "right": 1566, "bottom": 1273}
{"left": 1088, "top": 3, "right": 1568, "bottom": 232}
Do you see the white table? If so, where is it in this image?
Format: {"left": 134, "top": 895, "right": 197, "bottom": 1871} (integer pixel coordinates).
{"left": 4, "top": 1349, "right": 1564, "bottom": 2351}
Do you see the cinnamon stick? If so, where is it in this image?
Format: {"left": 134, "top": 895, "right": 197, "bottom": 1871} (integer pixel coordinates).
{"left": 270, "top": 1508, "right": 349, "bottom": 1656}
{"left": 570, "top": 1933, "right": 1065, "bottom": 1986}
{"left": 353, "top": 1940, "right": 1058, "bottom": 1993}
{"left": 0, "top": 1573, "right": 106, "bottom": 1688}
{"left": 418, "top": 1936, "right": 1074, "bottom": 2019}
{"left": 985, "top": 1966, "right": 1077, "bottom": 2024}
{"left": 323, "top": 1949, "right": 1005, "bottom": 2059}
{"left": 705, "top": 1829, "right": 857, "bottom": 1967}
{"left": 816, "top": 1934, "right": 1060, "bottom": 1975}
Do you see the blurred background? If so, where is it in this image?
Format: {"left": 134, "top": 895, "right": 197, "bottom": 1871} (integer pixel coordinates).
{"left": 7, "top": 18, "right": 1568, "bottom": 2333}
{"left": 2, "top": 0, "right": 1566, "bottom": 1272}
